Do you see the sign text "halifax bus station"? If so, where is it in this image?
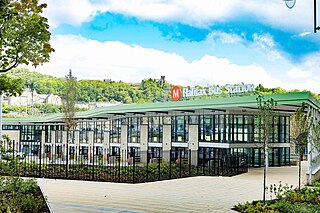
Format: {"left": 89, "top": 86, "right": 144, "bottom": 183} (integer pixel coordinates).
{"left": 171, "top": 83, "right": 255, "bottom": 102}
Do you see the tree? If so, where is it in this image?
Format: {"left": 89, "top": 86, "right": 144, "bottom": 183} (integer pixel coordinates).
{"left": 290, "top": 106, "right": 309, "bottom": 189}
{"left": 0, "top": 0, "right": 53, "bottom": 143}
{"left": 0, "top": 74, "right": 24, "bottom": 96}
{"left": 62, "top": 70, "right": 78, "bottom": 175}
{"left": 0, "top": 75, "right": 23, "bottom": 141}
{"left": 309, "top": 120, "right": 320, "bottom": 185}
{"left": 62, "top": 70, "right": 78, "bottom": 132}
{"left": 256, "top": 95, "right": 276, "bottom": 203}
{"left": 0, "top": 0, "right": 54, "bottom": 72}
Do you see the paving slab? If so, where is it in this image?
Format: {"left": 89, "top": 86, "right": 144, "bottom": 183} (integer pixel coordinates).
{"left": 38, "top": 162, "right": 307, "bottom": 213}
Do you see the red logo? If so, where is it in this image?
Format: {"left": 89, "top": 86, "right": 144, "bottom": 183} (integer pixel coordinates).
{"left": 171, "top": 86, "right": 182, "bottom": 102}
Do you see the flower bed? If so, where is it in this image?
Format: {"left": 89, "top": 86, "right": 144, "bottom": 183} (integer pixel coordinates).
{"left": 0, "top": 176, "right": 50, "bottom": 212}
{"left": 234, "top": 180, "right": 320, "bottom": 213}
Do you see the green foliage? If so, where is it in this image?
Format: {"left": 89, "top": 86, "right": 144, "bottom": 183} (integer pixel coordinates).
{"left": 7, "top": 68, "right": 173, "bottom": 104}
{"left": 234, "top": 200, "right": 280, "bottom": 213}
{"left": 256, "top": 84, "right": 288, "bottom": 95}
{"left": 310, "top": 122, "right": 320, "bottom": 154}
{"left": 235, "top": 180, "right": 320, "bottom": 213}
{"left": 0, "top": 0, "right": 54, "bottom": 72}
{"left": 0, "top": 74, "right": 24, "bottom": 96}
{"left": 256, "top": 95, "right": 277, "bottom": 202}
{"left": 63, "top": 70, "right": 78, "bottom": 130}
{"left": 256, "top": 95, "right": 277, "bottom": 146}
{"left": 3, "top": 102, "right": 63, "bottom": 117}
{"left": 290, "top": 107, "right": 309, "bottom": 188}
{"left": 34, "top": 103, "right": 62, "bottom": 114}
{"left": 0, "top": 177, "right": 47, "bottom": 212}
{"left": 234, "top": 200, "right": 320, "bottom": 213}
{"left": 5, "top": 68, "right": 320, "bottom": 107}
{"left": 0, "top": 135, "right": 48, "bottom": 212}
{"left": 290, "top": 107, "right": 309, "bottom": 152}
{"left": 275, "top": 201, "right": 320, "bottom": 213}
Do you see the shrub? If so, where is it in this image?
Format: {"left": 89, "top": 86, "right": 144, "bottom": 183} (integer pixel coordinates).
{"left": 234, "top": 180, "right": 320, "bottom": 213}
{"left": 0, "top": 176, "right": 48, "bottom": 212}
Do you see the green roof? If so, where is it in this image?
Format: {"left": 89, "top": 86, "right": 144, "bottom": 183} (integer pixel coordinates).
{"left": 3, "top": 92, "right": 319, "bottom": 124}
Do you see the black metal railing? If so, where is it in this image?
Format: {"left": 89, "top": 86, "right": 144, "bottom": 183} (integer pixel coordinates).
{"left": 0, "top": 145, "right": 248, "bottom": 183}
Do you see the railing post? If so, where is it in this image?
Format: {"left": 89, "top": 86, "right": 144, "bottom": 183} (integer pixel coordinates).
{"left": 118, "top": 148, "right": 121, "bottom": 182}
{"left": 13, "top": 139, "right": 16, "bottom": 176}
{"left": 158, "top": 148, "right": 161, "bottom": 181}
{"left": 66, "top": 135, "right": 68, "bottom": 179}
{"left": 218, "top": 149, "right": 220, "bottom": 176}
{"left": 38, "top": 140, "right": 42, "bottom": 178}
{"left": 92, "top": 146, "right": 95, "bottom": 180}
{"left": 202, "top": 148, "right": 206, "bottom": 175}
{"left": 208, "top": 149, "right": 211, "bottom": 176}
{"left": 197, "top": 149, "right": 199, "bottom": 175}
{"left": 132, "top": 149, "right": 135, "bottom": 183}
{"left": 188, "top": 149, "right": 191, "bottom": 177}
{"left": 146, "top": 151, "right": 149, "bottom": 182}
{"left": 222, "top": 156, "right": 224, "bottom": 176}
{"left": 179, "top": 149, "right": 182, "bottom": 178}
{"left": 169, "top": 149, "right": 172, "bottom": 179}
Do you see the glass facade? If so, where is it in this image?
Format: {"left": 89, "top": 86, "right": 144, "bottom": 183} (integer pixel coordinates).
{"left": 198, "top": 114, "right": 290, "bottom": 144}
{"left": 21, "top": 125, "right": 43, "bottom": 142}
{"left": 128, "top": 117, "right": 140, "bottom": 143}
{"left": 109, "top": 119, "right": 121, "bottom": 143}
{"left": 44, "top": 125, "right": 51, "bottom": 143}
{"left": 4, "top": 112, "right": 292, "bottom": 168}
{"left": 231, "top": 147, "right": 290, "bottom": 167}
{"left": 2, "top": 125, "right": 20, "bottom": 130}
{"left": 54, "top": 125, "right": 64, "bottom": 143}
{"left": 171, "top": 115, "right": 188, "bottom": 142}
{"left": 94, "top": 121, "right": 106, "bottom": 143}
{"left": 148, "top": 116, "right": 163, "bottom": 143}
{"left": 77, "top": 121, "right": 90, "bottom": 143}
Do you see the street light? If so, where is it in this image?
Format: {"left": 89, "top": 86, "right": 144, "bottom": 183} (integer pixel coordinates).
{"left": 314, "top": 0, "right": 320, "bottom": 32}
{"left": 284, "top": 0, "right": 296, "bottom": 9}
{"left": 284, "top": 0, "right": 320, "bottom": 33}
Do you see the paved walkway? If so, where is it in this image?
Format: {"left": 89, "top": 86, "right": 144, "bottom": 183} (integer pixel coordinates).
{"left": 38, "top": 162, "right": 307, "bottom": 213}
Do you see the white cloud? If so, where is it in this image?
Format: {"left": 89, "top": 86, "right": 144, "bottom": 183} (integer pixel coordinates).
{"left": 42, "top": 0, "right": 313, "bottom": 32}
{"left": 21, "top": 34, "right": 320, "bottom": 93}
{"left": 299, "top": 53, "right": 320, "bottom": 73}
{"left": 299, "top": 32, "right": 312, "bottom": 37}
{"left": 207, "top": 31, "right": 244, "bottom": 44}
{"left": 41, "top": 0, "right": 96, "bottom": 28}
{"left": 280, "top": 79, "right": 320, "bottom": 93}
{"left": 287, "top": 68, "right": 312, "bottom": 79}
{"left": 251, "top": 34, "right": 282, "bottom": 60}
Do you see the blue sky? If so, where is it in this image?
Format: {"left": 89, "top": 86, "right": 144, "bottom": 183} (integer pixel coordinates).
{"left": 32, "top": 0, "right": 320, "bottom": 93}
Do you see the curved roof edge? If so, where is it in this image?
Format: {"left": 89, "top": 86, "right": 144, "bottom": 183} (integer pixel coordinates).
{"left": 2, "top": 92, "right": 319, "bottom": 124}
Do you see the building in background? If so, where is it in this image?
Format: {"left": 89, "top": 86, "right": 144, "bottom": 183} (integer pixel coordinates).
{"left": 5, "top": 88, "right": 62, "bottom": 106}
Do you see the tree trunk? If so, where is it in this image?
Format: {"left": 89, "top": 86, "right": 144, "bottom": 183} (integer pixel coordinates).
{"left": 66, "top": 130, "right": 69, "bottom": 178}
{"left": 263, "top": 148, "right": 267, "bottom": 203}
{"left": 299, "top": 153, "right": 302, "bottom": 189}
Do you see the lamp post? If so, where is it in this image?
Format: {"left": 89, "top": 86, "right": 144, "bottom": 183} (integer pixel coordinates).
{"left": 314, "top": 0, "right": 320, "bottom": 32}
